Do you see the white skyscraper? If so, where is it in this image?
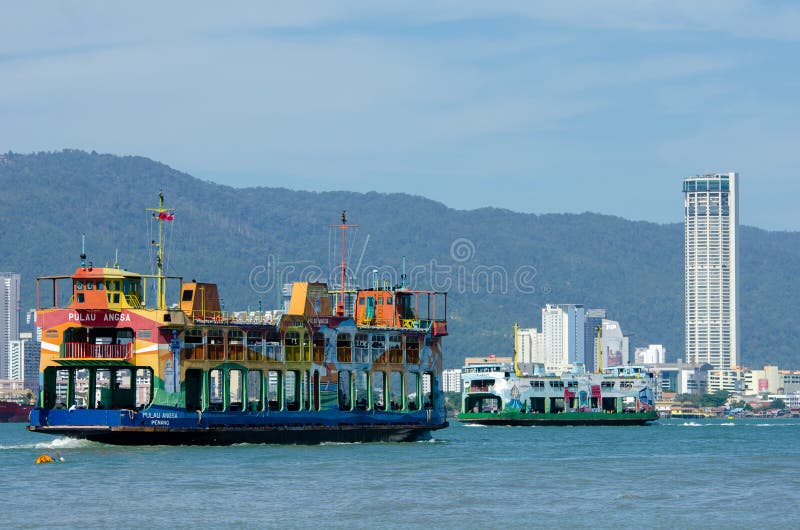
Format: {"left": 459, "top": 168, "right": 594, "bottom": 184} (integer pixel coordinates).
{"left": 541, "top": 304, "right": 585, "bottom": 373}
{"left": 516, "top": 327, "right": 543, "bottom": 364}
{"left": 684, "top": 172, "right": 739, "bottom": 369}
{"left": 1, "top": 273, "right": 21, "bottom": 379}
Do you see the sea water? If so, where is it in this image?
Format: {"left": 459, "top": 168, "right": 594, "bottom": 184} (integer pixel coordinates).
{"left": 1, "top": 419, "right": 799, "bottom": 529}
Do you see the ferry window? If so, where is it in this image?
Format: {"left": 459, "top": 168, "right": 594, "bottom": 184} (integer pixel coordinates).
{"left": 77, "top": 293, "right": 85, "bottom": 303}
{"left": 95, "top": 369, "right": 111, "bottom": 409}
{"left": 354, "top": 333, "right": 369, "bottom": 363}
{"left": 105, "top": 281, "right": 111, "bottom": 290}
{"left": 312, "top": 332, "right": 325, "bottom": 363}
{"left": 378, "top": 297, "right": 384, "bottom": 305}
{"left": 302, "top": 370, "right": 311, "bottom": 411}
{"left": 371, "top": 334, "right": 385, "bottom": 362}
{"left": 228, "top": 330, "right": 244, "bottom": 360}
{"left": 55, "top": 369, "right": 69, "bottom": 408}
{"left": 113, "top": 293, "right": 120, "bottom": 303}
{"left": 136, "top": 368, "right": 153, "bottom": 408}
{"left": 182, "top": 328, "right": 204, "bottom": 360}
{"left": 209, "top": 369, "right": 224, "bottom": 411}
{"left": 285, "top": 370, "right": 300, "bottom": 411}
{"left": 285, "top": 330, "right": 301, "bottom": 362}
{"left": 359, "top": 297, "right": 365, "bottom": 305}
{"left": 354, "top": 371, "right": 369, "bottom": 410}
{"left": 75, "top": 281, "right": 83, "bottom": 290}
{"left": 336, "top": 333, "right": 352, "bottom": 363}
{"left": 405, "top": 335, "right": 420, "bottom": 364}
{"left": 114, "top": 369, "right": 135, "bottom": 409}
{"left": 422, "top": 372, "right": 433, "bottom": 409}
{"left": 302, "top": 333, "right": 310, "bottom": 362}
{"left": 387, "top": 297, "right": 393, "bottom": 305}
{"left": 389, "top": 372, "right": 403, "bottom": 411}
{"left": 312, "top": 370, "right": 321, "bottom": 411}
{"left": 97, "top": 281, "right": 104, "bottom": 290}
{"left": 267, "top": 370, "right": 281, "bottom": 411}
{"left": 372, "top": 371, "right": 386, "bottom": 410}
{"left": 114, "top": 280, "right": 120, "bottom": 291}
{"left": 87, "top": 282, "right": 94, "bottom": 290}
{"left": 247, "top": 370, "right": 263, "bottom": 411}
{"left": 406, "top": 372, "right": 420, "bottom": 410}
{"left": 388, "top": 335, "right": 402, "bottom": 364}
{"left": 338, "top": 370, "right": 352, "bottom": 411}
{"left": 229, "top": 370, "right": 243, "bottom": 411}
{"left": 207, "top": 329, "right": 224, "bottom": 360}
{"left": 247, "top": 331, "right": 264, "bottom": 361}
{"left": 182, "top": 289, "right": 194, "bottom": 302}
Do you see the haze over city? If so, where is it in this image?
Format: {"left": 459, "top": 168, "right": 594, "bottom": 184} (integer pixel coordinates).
{"left": 2, "top": 2, "right": 800, "bottom": 229}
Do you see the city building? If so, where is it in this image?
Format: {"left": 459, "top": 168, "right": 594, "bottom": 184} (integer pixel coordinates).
{"left": 516, "top": 327, "right": 542, "bottom": 364}
{"left": 683, "top": 172, "right": 739, "bottom": 370}
{"left": 767, "top": 392, "right": 800, "bottom": 408}
{"left": 741, "top": 365, "right": 800, "bottom": 395}
{"left": 442, "top": 368, "right": 462, "bottom": 393}
{"left": 8, "top": 332, "right": 40, "bottom": 395}
{"left": 0, "top": 272, "right": 21, "bottom": 380}
{"left": 744, "top": 365, "right": 781, "bottom": 395}
{"left": 707, "top": 369, "right": 745, "bottom": 393}
{"left": 597, "top": 319, "right": 629, "bottom": 368}
{"left": 583, "top": 309, "right": 606, "bottom": 372}
{"left": 635, "top": 344, "right": 666, "bottom": 365}
{"left": 541, "top": 304, "right": 585, "bottom": 373}
{"left": 645, "top": 362, "right": 712, "bottom": 397}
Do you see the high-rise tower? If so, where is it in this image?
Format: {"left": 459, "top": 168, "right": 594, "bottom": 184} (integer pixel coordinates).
{"left": 683, "top": 173, "right": 739, "bottom": 369}
{"left": 0, "top": 272, "right": 21, "bottom": 378}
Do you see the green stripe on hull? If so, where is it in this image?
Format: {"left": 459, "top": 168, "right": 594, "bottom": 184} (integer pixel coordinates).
{"left": 457, "top": 410, "right": 658, "bottom": 425}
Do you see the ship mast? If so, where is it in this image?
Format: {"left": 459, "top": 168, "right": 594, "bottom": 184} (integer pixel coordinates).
{"left": 513, "top": 322, "right": 522, "bottom": 376}
{"left": 335, "top": 211, "right": 357, "bottom": 316}
{"left": 596, "top": 324, "right": 603, "bottom": 373}
{"left": 146, "top": 192, "right": 174, "bottom": 310}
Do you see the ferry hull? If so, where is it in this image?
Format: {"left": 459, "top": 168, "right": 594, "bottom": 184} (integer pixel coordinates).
{"left": 27, "top": 408, "right": 447, "bottom": 445}
{"left": 457, "top": 411, "right": 658, "bottom": 426}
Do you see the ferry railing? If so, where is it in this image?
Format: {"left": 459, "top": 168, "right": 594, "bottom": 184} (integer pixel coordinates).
{"left": 63, "top": 342, "right": 132, "bottom": 359}
{"left": 124, "top": 294, "right": 143, "bottom": 309}
{"left": 188, "top": 310, "right": 277, "bottom": 325}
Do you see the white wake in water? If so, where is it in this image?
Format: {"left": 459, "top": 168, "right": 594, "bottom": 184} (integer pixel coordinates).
{"left": 0, "top": 436, "right": 95, "bottom": 450}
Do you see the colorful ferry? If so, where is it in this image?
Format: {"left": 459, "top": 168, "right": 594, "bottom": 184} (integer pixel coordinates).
{"left": 28, "top": 196, "right": 449, "bottom": 444}
{"left": 457, "top": 327, "right": 658, "bottom": 426}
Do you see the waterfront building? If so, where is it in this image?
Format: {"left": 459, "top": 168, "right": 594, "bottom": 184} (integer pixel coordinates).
{"left": 0, "top": 273, "right": 21, "bottom": 380}
{"left": 683, "top": 173, "right": 739, "bottom": 370}
{"left": 707, "top": 368, "right": 744, "bottom": 393}
{"left": 741, "top": 365, "right": 800, "bottom": 395}
{"left": 767, "top": 392, "right": 800, "bottom": 408}
{"left": 583, "top": 309, "right": 606, "bottom": 372}
{"left": 442, "top": 368, "right": 462, "bottom": 393}
{"left": 597, "top": 319, "right": 628, "bottom": 368}
{"left": 8, "top": 332, "right": 40, "bottom": 395}
{"left": 644, "top": 362, "right": 712, "bottom": 397}
{"left": 541, "top": 304, "right": 585, "bottom": 373}
{"left": 635, "top": 344, "right": 666, "bottom": 365}
{"left": 516, "top": 327, "right": 543, "bottom": 364}
{"left": 744, "top": 365, "right": 781, "bottom": 395}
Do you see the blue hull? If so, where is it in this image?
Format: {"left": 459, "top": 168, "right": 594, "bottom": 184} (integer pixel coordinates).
{"left": 28, "top": 406, "right": 448, "bottom": 445}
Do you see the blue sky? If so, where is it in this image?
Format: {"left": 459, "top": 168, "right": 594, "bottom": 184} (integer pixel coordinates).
{"left": 2, "top": 2, "right": 800, "bottom": 230}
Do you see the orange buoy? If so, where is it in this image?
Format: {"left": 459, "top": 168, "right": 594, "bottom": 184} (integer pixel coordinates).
{"left": 35, "top": 454, "right": 54, "bottom": 464}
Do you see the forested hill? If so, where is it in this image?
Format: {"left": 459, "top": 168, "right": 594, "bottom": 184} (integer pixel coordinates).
{"left": 1, "top": 150, "right": 798, "bottom": 369}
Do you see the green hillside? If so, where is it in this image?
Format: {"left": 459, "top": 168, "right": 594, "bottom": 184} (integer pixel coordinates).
{"left": 1, "top": 150, "right": 798, "bottom": 369}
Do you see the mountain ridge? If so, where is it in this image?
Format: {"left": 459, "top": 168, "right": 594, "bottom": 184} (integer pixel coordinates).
{"left": 1, "top": 149, "right": 798, "bottom": 369}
